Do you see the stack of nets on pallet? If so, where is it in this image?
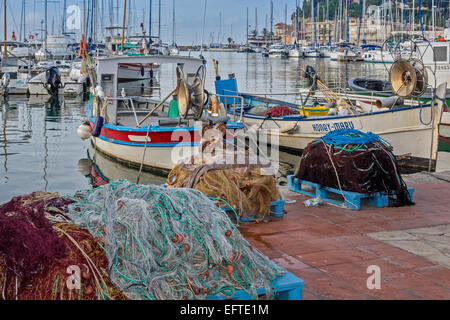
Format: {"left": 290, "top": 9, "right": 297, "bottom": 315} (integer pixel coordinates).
{"left": 295, "top": 129, "right": 413, "bottom": 207}
{"left": 167, "top": 121, "right": 281, "bottom": 221}
{"left": 166, "top": 157, "right": 280, "bottom": 221}
{"left": 0, "top": 192, "right": 126, "bottom": 300}
{"left": 67, "top": 180, "right": 285, "bottom": 300}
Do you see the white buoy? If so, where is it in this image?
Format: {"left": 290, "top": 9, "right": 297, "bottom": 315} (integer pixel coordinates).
{"left": 77, "top": 122, "right": 92, "bottom": 140}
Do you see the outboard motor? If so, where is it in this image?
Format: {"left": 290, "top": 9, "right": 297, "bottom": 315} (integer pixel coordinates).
{"left": 44, "top": 67, "right": 63, "bottom": 96}
{"left": 303, "top": 65, "right": 320, "bottom": 89}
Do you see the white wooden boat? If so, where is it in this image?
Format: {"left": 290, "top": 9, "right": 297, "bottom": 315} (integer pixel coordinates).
{"left": 81, "top": 55, "right": 244, "bottom": 173}
{"left": 214, "top": 76, "right": 447, "bottom": 171}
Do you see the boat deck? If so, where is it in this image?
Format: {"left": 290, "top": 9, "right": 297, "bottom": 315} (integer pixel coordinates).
{"left": 238, "top": 172, "right": 450, "bottom": 300}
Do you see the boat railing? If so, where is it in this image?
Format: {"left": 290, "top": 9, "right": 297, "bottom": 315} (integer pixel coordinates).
{"left": 104, "top": 96, "right": 141, "bottom": 127}
{"left": 213, "top": 92, "right": 245, "bottom": 122}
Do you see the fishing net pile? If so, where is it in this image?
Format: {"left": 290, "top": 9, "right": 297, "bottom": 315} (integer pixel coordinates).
{"left": 263, "top": 106, "right": 298, "bottom": 118}
{"left": 166, "top": 162, "right": 280, "bottom": 221}
{"left": 295, "top": 129, "right": 414, "bottom": 207}
{"left": 0, "top": 192, "right": 127, "bottom": 300}
{"left": 166, "top": 122, "right": 281, "bottom": 221}
{"left": 67, "top": 180, "right": 285, "bottom": 300}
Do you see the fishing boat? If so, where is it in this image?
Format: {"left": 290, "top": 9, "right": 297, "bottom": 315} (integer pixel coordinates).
{"left": 214, "top": 70, "right": 447, "bottom": 171}
{"left": 78, "top": 55, "right": 244, "bottom": 173}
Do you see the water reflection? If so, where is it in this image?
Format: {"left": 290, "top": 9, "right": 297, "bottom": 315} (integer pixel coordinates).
{"left": 79, "top": 146, "right": 167, "bottom": 188}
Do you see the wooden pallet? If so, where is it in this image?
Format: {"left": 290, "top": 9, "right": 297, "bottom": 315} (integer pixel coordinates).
{"left": 223, "top": 199, "right": 286, "bottom": 222}
{"left": 287, "top": 175, "right": 414, "bottom": 211}
{"left": 206, "top": 272, "right": 304, "bottom": 300}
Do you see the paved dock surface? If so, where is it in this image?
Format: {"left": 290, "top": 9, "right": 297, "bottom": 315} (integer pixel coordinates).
{"left": 239, "top": 172, "right": 450, "bottom": 300}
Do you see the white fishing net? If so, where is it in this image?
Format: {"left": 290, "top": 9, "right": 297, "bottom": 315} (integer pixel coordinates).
{"left": 67, "top": 180, "right": 285, "bottom": 300}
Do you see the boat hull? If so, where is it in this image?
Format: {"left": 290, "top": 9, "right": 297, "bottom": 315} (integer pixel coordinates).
{"left": 238, "top": 104, "right": 443, "bottom": 171}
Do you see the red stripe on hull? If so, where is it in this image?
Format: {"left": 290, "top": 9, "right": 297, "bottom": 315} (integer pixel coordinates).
{"left": 90, "top": 121, "right": 200, "bottom": 144}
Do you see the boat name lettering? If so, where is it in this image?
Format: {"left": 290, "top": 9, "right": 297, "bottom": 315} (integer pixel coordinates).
{"left": 311, "top": 121, "right": 355, "bottom": 132}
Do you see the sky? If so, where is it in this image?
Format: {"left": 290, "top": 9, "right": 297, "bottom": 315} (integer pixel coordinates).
{"left": 0, "top": 0, "right": 299, "bottom": 45}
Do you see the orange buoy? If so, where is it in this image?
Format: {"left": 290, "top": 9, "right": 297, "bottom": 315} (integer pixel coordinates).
{"left": 226, "top": 264, "right": 233, "bottom": 274}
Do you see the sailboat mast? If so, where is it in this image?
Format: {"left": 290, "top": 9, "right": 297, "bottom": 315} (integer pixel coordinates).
{"left": 295, "top": 0, "right": 299, "bottom": 44}
{"left": 121, "top": 0, "right": 127, "bottom": 52}
{"left": 270, "top": 1, "right": 273, "bottom": 43}
{"left": 158, "top": 0, "right": 161, "bottom": 43}
{"left": 3, "top": 0, "right": 6, "bottom": 58}
{"left": 255, "top": 7, "right": 258, "bottom": 36}
{"left": 62, "top": 0, "right": 66, "bottom": 34}
{"left": 45, "top": 0, "right": 47, "bottom": 59}
{"left": 149, "top": 0, "right": 152, "bottom": 42}
{"left": 172, "top": 0, "right": 175, "bottom": 45}
{"left": 246, "top": 7, "right": 249, "bottom": 46}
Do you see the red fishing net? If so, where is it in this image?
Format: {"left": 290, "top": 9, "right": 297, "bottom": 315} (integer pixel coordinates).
{"left": 263, "top": 106, "right": 298, "bottom": 118}
{"left": 295, "top": 130, "right": 414, "bottom": 207}
{"left": 0, "top": 192, "right": 126, "bottom": 300}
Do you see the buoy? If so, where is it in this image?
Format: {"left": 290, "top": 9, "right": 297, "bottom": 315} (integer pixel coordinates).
{"left": 178, "top": 234, "right": 184, "bottom": 242}
{"left": 225, "top": 230, "right": 232, "bottom": 237}
{"left": 77, "top": 121, "right": 92, "bottom": 140}
{"left": 226, "top": 264, "right": 233, "bottom": 274}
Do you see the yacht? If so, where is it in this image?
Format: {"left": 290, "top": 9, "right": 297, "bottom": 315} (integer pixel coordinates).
{"left": 268, "top": 44, "right": 289, "bottom": 57}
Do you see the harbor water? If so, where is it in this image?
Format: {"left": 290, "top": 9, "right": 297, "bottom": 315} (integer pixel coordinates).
{"left": 1, "top": 52, "right": 448, "bottom": 203}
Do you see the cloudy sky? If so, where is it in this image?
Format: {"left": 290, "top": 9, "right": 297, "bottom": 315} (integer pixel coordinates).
{"left": 0, "top": 0, "right": 299, "bottom": 44}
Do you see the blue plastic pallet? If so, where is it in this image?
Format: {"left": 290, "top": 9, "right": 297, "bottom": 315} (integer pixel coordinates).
{"left": 287, "top": 175, "right": 414, "bottom": 211}
{"left": 223, "top": 199, "right": 286, "bottom": 222}
{"left": 206, "top": 272, "right": 304, "bottom": 300}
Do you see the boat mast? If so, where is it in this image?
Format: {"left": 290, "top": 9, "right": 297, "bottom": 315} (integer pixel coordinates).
{"left": 200, "top": 0, "right": 207, "bottom": 54}
{"left": 270, "top": 0, "right": 273, "bottom": 44}
{"left": 312, "top": 0, "right": 317, "bottom": 47}
{"left": 284, "top": 3, "right": 287, "bottom": 45}
{"left": 62, "top": 0, "right": 66, "bottom": 34}
{"left": 172, "top": 0, "right": 176, "bottom": 45}
{"left": 432, "top": 0, "right": 435, "bottom": 39}
{"left": 158, "top": 0, "right": 161, "bottom": 44}
{"left": 295, "top": 0, "right": 299, "bottom": 46}
{"left": 255, "top": 7, "right": 258, "bottom": 38}
{"left": 3, "top": 0, "right": 6, "bottom": 58}
{"left": 149, "top": 0, "right": 152, "bottom": 43}
{"left": 121, "top": 0, "right": 127, "bottom": 52}
{"left": 45, "top": 0, "right": 47, "bottom": 60}
{"left": 246, "top": 7, "right": 248, "bottom": 46}
{"left": 327, "top": 0, "right": 330, "bottom": 46}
